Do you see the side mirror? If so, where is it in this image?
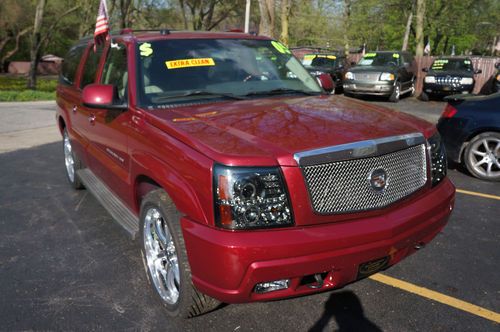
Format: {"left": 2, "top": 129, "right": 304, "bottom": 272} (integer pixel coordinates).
{"left": 82, "top": 84, "right": 126, "bottom": 109}
{"left": 474, "top": 69, "right": 482, "bottom": 74}
{"left": 317, "top": 73, "right": 334, "bottom": 93}
{"left": 422, "top": 68, "right": 429, "bottom": 72}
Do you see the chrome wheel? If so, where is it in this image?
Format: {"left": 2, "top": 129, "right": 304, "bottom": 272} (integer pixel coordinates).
{"left": 394, "top": 84, "right": 400, "bottom": 99}
{"left": 143, "top": 207, "right": 180, "bottom": 305}
{"left": 63, "top": 131, "right": 75, "bottom": 183}
{"left": 467, "top": 136, "right": 500, "bottom": 179}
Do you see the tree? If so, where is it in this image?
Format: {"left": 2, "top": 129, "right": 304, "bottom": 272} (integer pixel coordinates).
{"left": 27, "top": 0, "right": 46, "bottom": 90}
{"left": 258, "top": 0, "right": 275, "bottom": 38}
{"left": 402, "top": 0, "right": 414, "bottom": 51}
{"left": 279, "top": 0, "right": 292, "bottom": 45}
{"left": 415, "top": 0, "right": 425, "bottom": 56}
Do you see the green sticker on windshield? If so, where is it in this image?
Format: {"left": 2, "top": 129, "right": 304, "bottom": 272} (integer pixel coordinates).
{"left": 364, "top": 53, "right": 376, "bottom": 58}
{"left": 140, "top": 43, "right": 153, "bottom": 57}
{"left": 271, "top": 41, "right": 291, "bottom": 54}
{"left": 392, "top": 53, "right": 400, "bottom": 58}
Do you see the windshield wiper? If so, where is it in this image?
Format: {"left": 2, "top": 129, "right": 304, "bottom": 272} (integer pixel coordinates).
{"left": 153, "top": 90, "right": 246, "bottom": 102}
{"left": 244, "top": 88, "right": 321, "bottom": 97}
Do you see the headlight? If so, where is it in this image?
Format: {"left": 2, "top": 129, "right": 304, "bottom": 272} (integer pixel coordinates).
{"left": 460, "top": 77, "right": 473, "bottom": 85}
{"left": 424, "top": 76, "right": 436, "bottom": 83}
{"left": 213, "top": 165, "right": 293, "bottom": 230}
{"left": 345, "top": 72, "right": 354, "bottom": 80}
{"left": 427, "top": 132, "right": 447, "bottom": 186}
{"left": 379, "top": 72, "right": 395, "bottom": 81}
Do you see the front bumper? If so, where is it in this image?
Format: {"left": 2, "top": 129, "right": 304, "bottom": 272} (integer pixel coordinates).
{"left": 343, "top": 81, "right": 394, "bottom": 96}
{"left": 424, "top": 83, "right": 474, "bottom": 95}
{"left": 182, "top": 178, "right": 455, "bottom": 303}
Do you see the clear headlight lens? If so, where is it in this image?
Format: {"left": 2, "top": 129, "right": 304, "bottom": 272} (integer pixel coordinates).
{"left": 379, "top": 72, "right": 395, "bottom": 81}
{"left": 460, "top": 77, "right": 473, "bottom": 85}
{"left": 213, "top": 165, "right": 293, "bottom": 230}
{"left": 427, "top": 132, "right": 447, "bottom": 186}
{"left": 424, "top": 76, "right": 436, "bottom": 83}
{"left": 345, "top": 71, "right": 354, "bottom": 80}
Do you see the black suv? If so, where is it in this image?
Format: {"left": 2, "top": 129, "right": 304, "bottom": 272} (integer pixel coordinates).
{"left": 301, "top": 53, "right": 347, "bottom": 93}
{"left": 343, "top": 51, "right": 416, "bottom": 102}
{"left": 421, "top": 57, "right": 481, "bottom": 101}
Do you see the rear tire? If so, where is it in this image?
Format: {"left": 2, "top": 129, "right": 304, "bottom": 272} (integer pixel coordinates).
{"left": 140, "top": 189, "right": 221, "bottom": 317}
{"left": 464, "top": 132, "right": 500, "bottom": 181}
{"left": 63, "top": 129, "right": 84, "bottom": 189}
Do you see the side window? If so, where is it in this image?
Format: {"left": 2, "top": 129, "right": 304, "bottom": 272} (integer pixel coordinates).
{"left": 101, "top": 44, "right": 128, "bottom": 101}
{"left": 80, "top": 44, "right": 104, "bottom": 89}
{"left": 60, "top": 45, "right": 85, "bottom": 86}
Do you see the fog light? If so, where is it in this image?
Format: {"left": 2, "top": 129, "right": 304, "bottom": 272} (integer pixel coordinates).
{"left": 254, "top": 279, "right": 290, "bottom": 294}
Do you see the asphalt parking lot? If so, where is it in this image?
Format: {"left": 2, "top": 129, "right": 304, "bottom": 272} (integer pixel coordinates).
{"left": 0, "top": 96, "right": 498, "bottom": 331}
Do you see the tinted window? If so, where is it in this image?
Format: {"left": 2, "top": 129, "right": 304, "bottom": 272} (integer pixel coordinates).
{"left": 60, "top": 45, "right": 85, "bottom": 86}
{"left": 358, "top": 53, "right": 401, "bottom": 67}
{"left": 102, "top": 43, "right": 128, "bottom": 101}
{"left": 136, "top": 39, "right": 321, "bottom": 107}
{"left": 80, "top": 44, "right": 104, "bottom": 88}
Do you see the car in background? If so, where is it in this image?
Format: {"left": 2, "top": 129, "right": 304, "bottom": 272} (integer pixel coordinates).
{"left": 492, "top": 62, "right": 500, "bottom": 93}
{"left": 301, "top": 53, "right": 346, "bottom": 93}
{"left": 343, "top": 51, "right": 416, "bottom": 102}
{"left": 421, "top": 57, "right": 481, "bottom": 101}
{"left": 437, "top": 92, "right": 500, "bottom": 181}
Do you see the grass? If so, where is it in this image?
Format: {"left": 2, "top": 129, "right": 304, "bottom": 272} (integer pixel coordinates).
{"left": 0, "top": 75, "right": 57, "bottom": 101}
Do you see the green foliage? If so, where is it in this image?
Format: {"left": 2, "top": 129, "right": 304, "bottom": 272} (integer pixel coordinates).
{"left": 0, "top": 76, "right": 57, "bottom": 101}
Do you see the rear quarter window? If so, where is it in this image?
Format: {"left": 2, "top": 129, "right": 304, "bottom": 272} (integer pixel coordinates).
{"left": 60, "top": 45, "right": 86, "bottom": 86}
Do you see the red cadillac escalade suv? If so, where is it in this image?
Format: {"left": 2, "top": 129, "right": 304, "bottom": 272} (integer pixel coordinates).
{"left": 56, "top": 29, "right": 455, "bottom": 318}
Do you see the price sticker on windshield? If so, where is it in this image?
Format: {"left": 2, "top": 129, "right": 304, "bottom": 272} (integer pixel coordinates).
{"left": 165, "top": 58, "right": 215, "bottom": 69}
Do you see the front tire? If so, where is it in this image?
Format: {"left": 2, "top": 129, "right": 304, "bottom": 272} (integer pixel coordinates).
{"left": 63, "top": 129, "right": 84, "bottom": 189}
{"left": 389, "top": 82, "right": 401, "bottom": 103}
{"left": 140, "top": 189, "right": 220, "bottom": 317}
{"left": 464, "top": 132, "right": 500, "bottom": 181}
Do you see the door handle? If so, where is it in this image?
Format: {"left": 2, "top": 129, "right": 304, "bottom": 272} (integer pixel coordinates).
{"left": 72, "top": 105, "right": 77, "bottom": 114}
{"left": 88, "top": 114, "right": 96, "bottom": 125}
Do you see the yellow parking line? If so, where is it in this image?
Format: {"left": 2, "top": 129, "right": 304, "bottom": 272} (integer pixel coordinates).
{"left": 369, "top": 273, "right": 500, "bottom": 323}
{"left": 456, "top": 189, "right": 500, "bottom": 201}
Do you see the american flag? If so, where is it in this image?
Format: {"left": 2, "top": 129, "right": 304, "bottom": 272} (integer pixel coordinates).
{"left": 94, "top": 0, "right": 109, "bottom": 47}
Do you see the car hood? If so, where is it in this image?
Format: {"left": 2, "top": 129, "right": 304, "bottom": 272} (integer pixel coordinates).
{"left": 428, "top": 69, "right": 474, "bottom": 78}
{"left": 145, "top": 96, "right": 434, "bottom": 166}
{"left": 350, "top": 66, "right": 397, "bottom": 74}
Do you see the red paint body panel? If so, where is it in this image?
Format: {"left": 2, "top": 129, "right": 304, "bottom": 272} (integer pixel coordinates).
{"left": 183, "top": 179, "right": 454, "bottom": 303}
{"left": 55, "top": 30, "right": 455, "bottom": 304}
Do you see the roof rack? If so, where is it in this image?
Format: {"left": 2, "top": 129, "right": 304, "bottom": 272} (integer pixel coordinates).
{"left": 119, "top": 28, "right": 173, "bottom": 35}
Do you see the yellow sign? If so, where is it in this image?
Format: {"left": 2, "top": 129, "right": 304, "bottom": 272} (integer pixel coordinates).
{"left": 165, "top": 58, "right": 215, "bottom": 69}
{"left": 304, "top": 55, "right": 315, "bottom": 60}
{"left": 271, "top": 41, "right": 291, "bottom": 54}
{"left": 392, "top": 53, "right": 400, "bottom": 58}
{"left": 139, "top": 43, "right": 153, "bottom": 57}
{"left": 365, "top": 53, "right": 377, "bottom": 57}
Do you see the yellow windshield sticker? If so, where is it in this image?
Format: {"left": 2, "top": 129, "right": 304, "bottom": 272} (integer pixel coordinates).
{"left": 392, "top": 53, "right": 400, "bottom": 58}
{"left": 304, "top": 55, "right": 315, "bottom": 60}
{"left": 139, "top": 43, "right": 153, "bottom": 57}
{"left": 364, "top": 53, "right": 376, "bottom": 58}
{"left": 165, "top": 58, "right": 215, "bottom": 69}
{"left": 271, "top": 41, "right": 291, "bottom": 54}
{"left": 327, "top": 55, "right": 336, "bottom": 59}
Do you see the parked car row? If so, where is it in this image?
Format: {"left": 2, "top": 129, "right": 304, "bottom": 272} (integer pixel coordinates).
{"left": 301, "top": 51, "right": 498, "bottom": 102}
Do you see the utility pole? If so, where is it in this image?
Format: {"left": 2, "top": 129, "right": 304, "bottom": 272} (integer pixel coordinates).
{"left": 245, "top": 0, "right": 251, "bottom": 33}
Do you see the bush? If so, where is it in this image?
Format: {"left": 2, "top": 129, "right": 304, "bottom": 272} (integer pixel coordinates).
{"left": 0, "top": 75, "right": 57, "bottom": 101}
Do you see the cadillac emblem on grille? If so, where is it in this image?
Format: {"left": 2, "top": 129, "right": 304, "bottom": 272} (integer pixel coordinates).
{"left": 369, "top": 168, "right": 387, "bottom": 192}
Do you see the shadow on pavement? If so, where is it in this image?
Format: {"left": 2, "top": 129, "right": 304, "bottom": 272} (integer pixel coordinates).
{"left": 309, "top": 291, "right": 381, "bottom": 332}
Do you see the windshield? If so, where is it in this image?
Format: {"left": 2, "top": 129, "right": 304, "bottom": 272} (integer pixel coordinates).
{"left": 136, "top": 38, "right": 321, "bottom": 107}
{"left": 358, "top": 52, "right": 400, "bottom": 67}
{"left": 431, "top": 59, "right": 473, "bottom": 71}
{"left": 302, "top": 54, "right": 338, "bottom": 67}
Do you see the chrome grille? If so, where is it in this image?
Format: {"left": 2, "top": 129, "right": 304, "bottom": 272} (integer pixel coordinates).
{"left": 353, "top": 72, "right": 380, "bottom": 81}
{"left": 302, "top": 144, "right": 428, "bottom": 214}
{"left": 436, "top": 76, "right": 461, "bottom": 86}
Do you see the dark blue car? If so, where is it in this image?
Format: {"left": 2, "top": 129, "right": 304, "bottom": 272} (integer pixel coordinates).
{"left": 437, "top": 92, "right": 500, "bottom": 181}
